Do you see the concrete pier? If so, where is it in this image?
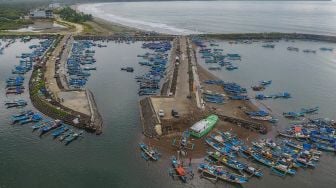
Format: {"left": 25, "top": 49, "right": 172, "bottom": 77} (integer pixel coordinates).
{"left": 30, "top": 34, "right": 103, "bottom": 134}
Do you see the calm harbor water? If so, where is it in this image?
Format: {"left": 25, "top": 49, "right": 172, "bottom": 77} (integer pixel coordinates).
{"left": 78, "top": 1, "right": 336, "bottom": 35}
{"left": 0, "top": 38, "right": 336, "bottom": 187}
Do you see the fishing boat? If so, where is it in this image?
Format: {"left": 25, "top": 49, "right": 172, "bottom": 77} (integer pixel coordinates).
{"left": 283, "top": 111, "right": 305, "bottom": 118}
{"left": 12, "top": 110, "right": 33, "bottom": 118}
{"left": 319, "top": 47, "right": 333, "bottom": 51}
{"left": 198, "top": 163, "right": 248, "bottom": 184}
{"left": 65, "top": 131, "right": 83, "bottom": 145}
{"left": 260, "top": 80, "right": 272, "bottom": 86}
{"left": 139, "top": 143, "right": 160, "bottom": 161}
{"left": 262, "top": 44, "right": 275, "bottom": 48}
{"left": 19, "top": 113, "right": 42, "bottom": 125}
{"left": 278, "top": 131, "right": 310, "bottom": 139}
{"left": 51, "top": 125, "right": 69, "bottom": 138}
{"left": 208, "top": 66, "right": 221, "bottom": 70}
{"left": 169, "top": 156, "right": 193, "bottom": 183}
{"left": 301, "top": 107, "right": 319, "bottom": 114}
{"left": 59, "top": 130, "right": 74, "bottom": 141}
{"left": 83, "top": 67, "right": 97, "bottom": 71}
{"left": 271, "top": 163, "right": 296, "bottom": 176}
{"left": 314, "top": 143, "right": 336, "bottom": 152}
{"left": 252, "top": 85, "right": 265, "bottom": 91}
{"left": 251, "top": 152, "right": 275, "bottom": 167}
{"left": 303, "top": 49, "right": 316, "bottom": 53}
{"left": 121, "top": 67, "right": 134, "bottom": 72}
{"left": 5, "top": 100, "right": 27, "bottom": 108}
{"left": 190, "top": 115, "right": 218, "bottom": 138}
{"left": 283, "top": 140, "right": 322, "bottom": 156}
{"left": 40, "top": 120, "right": 62, "bottom": 135}
{"left": 226, "top": 65, "right": 238, "bottom": 70}
{"left": 287, "top": 47, "right": 299, "bottom": 51}
{"left": 32, "top": 119, "right": 52, "bottom": 130}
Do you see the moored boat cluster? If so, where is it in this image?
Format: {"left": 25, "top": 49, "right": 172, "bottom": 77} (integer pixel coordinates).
{"left": 135, "top": 41, "right": 172, "bottom": 96}
{"left": 2, "top": 38, "right": 84, "bottom": 145}
{"left": 67, "top": 40, "right": 103, "bottom": 88}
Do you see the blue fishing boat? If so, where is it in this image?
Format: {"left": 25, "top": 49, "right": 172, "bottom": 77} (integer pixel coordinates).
{"left": 40, "top": 120, "right": 62, "bottom": 135}
{"left": 251, "top": 152, "right": 275, "bottom": 167}
{"left": 198, "top": 163, "right": 248, "bottom": 184}
{"left": 271, "top": 163, "right": 296, "bottom": 176}
{"left": 32, "top": 119, "right": 53, "bottom": 130}
{"left": 18, "top": 113, "right": 43, "bottom": 125}
{"left": 283, "top": 111, "right": 305, "bottom": 118}
{"left": 5, "top": 100, "right": 27, "bottom": 108}
{"left": 65, "top": 131, "right": 84, "bottom": 145}
{"left": 139, "top": 143, "right": 160, "bottom": 161}
{"left": 59, "top": 130, "right": 74, "bottom": 141}
{"left": 301, "top": 107, "right": 319, "bottom": 114}
{"left": 51, "top": 125, "right": 69, "bottom": 138}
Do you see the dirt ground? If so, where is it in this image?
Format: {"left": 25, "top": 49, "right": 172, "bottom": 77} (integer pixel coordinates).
{"left": 144, "top": 40, "right": 268, "bottom": 159}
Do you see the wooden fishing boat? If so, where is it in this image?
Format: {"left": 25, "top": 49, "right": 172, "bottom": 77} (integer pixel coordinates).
{"left": 139, "top": 143, "right": 160, "bottom": 161}
{"left": 198, "top": 163, "right": 248, "bottom": 184}
{"left": 169, "top": 156, "right": 193, "bottom": 183}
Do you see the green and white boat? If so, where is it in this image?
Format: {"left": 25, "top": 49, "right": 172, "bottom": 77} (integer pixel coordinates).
{"left": 190, "top": 115, "right": 218, "bottom": 138}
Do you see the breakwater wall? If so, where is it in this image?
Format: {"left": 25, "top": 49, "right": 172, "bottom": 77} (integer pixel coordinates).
{"left": 199, "top": 33, "right": 336, "bottom": 43}
{"left": 139, "top": 97, "right": 161, "bottom": 138}
{"left": 29, "top": 66, "right": 94, "bottom": 132}
{"left": 74, "top": 35, "right": 175, "bottom": 41}
{"left": 216, "top": 113, "right": 267, "bottom": 134}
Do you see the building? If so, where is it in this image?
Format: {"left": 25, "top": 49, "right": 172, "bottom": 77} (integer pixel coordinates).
{"left": 29, "top": 9, "right": 54, "bottom": 19}
{"left": 49, "top": 3, "right": 61, "bottom": 10}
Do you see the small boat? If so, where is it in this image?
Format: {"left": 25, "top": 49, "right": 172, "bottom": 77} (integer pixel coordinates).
{"left": 65, "top": 131, "right": 83, "bottom": 145}
{"left": 208, "top": 66, "right": 221, "bottom": 70}
{"left": 271, "top": 163, "right": 296, "bottom": 176}
{"left": 252, "top": 85, "right": 265, "bottom": 91}
{"left": 170, "top": 156, "right": 193, "bottom": 183}
{"left": 251, "top": 152, "right": 275, "bottom": 167}
{"left": 262, "top": 44, "right": 275, "bottom": 48}
{"left": 19, "top": 113, "right": 43, "bottom": 125}
{"left": 121, "top": 67, "right": 134, "bottom": 72}
{"left": 303, "top": 49, "right": 316, "bottom": 53}
{"left": 32, "top": 119, "right": 52, "bottom": 130}
{"left": 278, "top": 131, "right": 310, "bottom": 139}
{"left": 287, "top": 47, "right": 299, "bottom": 51}
{"left": 319, "top": 47, "right": 333, "bottom": 51}
{"left": 59, "top": 130, "right": 74, "bottom": 141}
{"left": 226, "top": 65, "right": 238, "bottom": 71}
{"left": 12, "top": 110, "right": 33, "bottom": 118}
{"left": 301, "top": 107, "right": 319, "bottom": 114}
{"left": 198, "top": 163, "right": 248, "bottom": 184}
{"left": 260, "top": 80, "right": 272, "bottom": 86}
{"left": 40, "top": 120, "right": 62, "bottom": 135}
{"left": 139, "top": 143, "right": 160, "bottom": 161}
{"left": 51, "top": 125, "right": 69, "bottom": 138}
{"left": 5, "top": 100, "right": 27, "bottom": 108}
{"left": 83, "top": 67, "right": 97, "bottom": 71}
{"left": 314, "top": 143, "right": 336, "bottom": 152}
{"left": 283, "top": 111, "right": 305, "bottom": 118}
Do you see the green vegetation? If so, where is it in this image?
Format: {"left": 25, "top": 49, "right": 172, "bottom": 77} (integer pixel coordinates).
{"left": 0, "top": 5, "right": 33, "bottom": 30}
{"left": 57, "top": 7, "right": 92, "bottom": 23}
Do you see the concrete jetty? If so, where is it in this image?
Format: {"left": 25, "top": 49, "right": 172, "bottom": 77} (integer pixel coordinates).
{"left": 30, "top": 34, "right": 102, "bottom": 134}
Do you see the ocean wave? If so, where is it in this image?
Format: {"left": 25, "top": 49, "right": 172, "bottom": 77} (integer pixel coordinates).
{"left": 77, "top": 3, "right": 201, "bottom": 35}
